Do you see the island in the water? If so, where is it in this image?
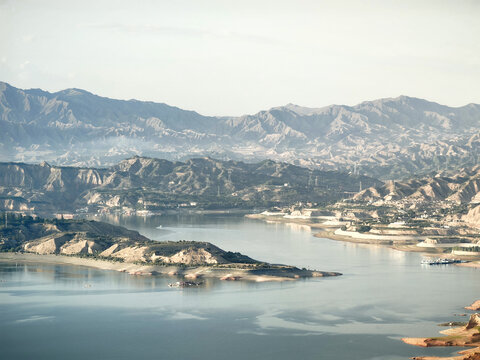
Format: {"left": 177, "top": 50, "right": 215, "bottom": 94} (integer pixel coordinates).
{"left": 0, "top": 214, "right": 341, "bottom": 282}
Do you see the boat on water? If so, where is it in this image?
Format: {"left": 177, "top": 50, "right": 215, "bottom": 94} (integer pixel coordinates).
{"left": 168, "top": 281, "right": 204, "bottom": 288}
{"left": 421, "top": 258, "right": 465, "bottom": 265}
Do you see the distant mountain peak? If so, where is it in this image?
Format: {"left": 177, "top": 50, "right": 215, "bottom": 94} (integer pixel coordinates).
{"left": 2, "top": 81, "right": 480, "bottom": 180}
{"left": 57, "top": 88, "right": 92, "bottom": 96}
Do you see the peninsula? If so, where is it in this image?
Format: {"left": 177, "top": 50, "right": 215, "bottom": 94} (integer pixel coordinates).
{"left": 0, "top": 214, "right": 341, "bottom": 282}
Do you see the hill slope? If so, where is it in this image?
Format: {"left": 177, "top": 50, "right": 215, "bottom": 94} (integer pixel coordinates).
{"left": 0, "top": 216, "right": 254, "bottom": 266}
{"left": 0, "top": 156, "right": 377, "bottom": 213}
{"left": 353, "top": 165, "right": 480, "bottom": 204}
{"left": 0, "top": 216, "right": 341, "bottom": 280}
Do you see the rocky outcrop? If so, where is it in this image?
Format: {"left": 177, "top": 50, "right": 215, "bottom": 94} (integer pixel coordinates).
{"left": 463, "top": 206, "right": 480, "bottom": 228}
{"left": 403, "top": 313, "right": 480, "bottom": 360}
{"left": 466, "top": 300, "right": 480, "bottom": 311}
{"left": 157, "top": 248, "right": 226, "bottom": 265}
{"left": 23, "top": 234, "right": 74, "bottom": 254}
{"left": 466, "top": 314, "right": 480, "bottom": 330}
{"left": 106, "top": 245, "right": 150, "bottom": 263}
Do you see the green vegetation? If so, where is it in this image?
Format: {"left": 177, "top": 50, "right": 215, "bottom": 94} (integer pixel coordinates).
{"left": 438, "top": 322, "right": 467, "bottom": 327}
{"left": 452, "top": 246, "right": 480, "bottom": 252}
{"left": 405, "top": 219, "right": 432, "bottom": 228}
{"left": 63, "top": 252, "right": 125, "bottom": 263}
{"left": 430, "top": 335, "right": 463, "bottom": 341}
{"left": 357, "top": 225, "right": 372, "bottom": 233}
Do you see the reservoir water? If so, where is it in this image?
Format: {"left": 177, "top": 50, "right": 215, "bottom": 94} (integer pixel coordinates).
{"left": 1, "top": 214, "right": 479, "bottom": 360}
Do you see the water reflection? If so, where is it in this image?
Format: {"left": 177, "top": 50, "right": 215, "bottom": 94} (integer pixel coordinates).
{"left": 1, "top": 214, "right": 479, "bottom": 360}
{"left": 283, "top": 222, "right": 312, "bottom": 232}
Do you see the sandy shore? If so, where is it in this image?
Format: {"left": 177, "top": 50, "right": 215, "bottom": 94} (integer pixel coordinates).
{"left": 0, "top": 253, "right": 340, "bottom": 282}
{"left": 315, "top": 230, "right": 480, "bottom": 264}
{"left": 316, "top": 228, "right": 425, "bottom": 244}
{"left": 248, "top": 214, "right": 422, "bottom": 245}
{"left": 245, "top": 214, "right": 340, "bottom": 228}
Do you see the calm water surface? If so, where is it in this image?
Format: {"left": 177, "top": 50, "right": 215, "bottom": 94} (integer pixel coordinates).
{"left": 1, "top": 214, "right": 479, "bottom": 360}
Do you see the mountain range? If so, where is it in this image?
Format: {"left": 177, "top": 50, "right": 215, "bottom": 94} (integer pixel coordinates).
{"left": 1, "top": 81, "right": 480, "bottom": 179}
{"left": 0, "top": 156, "right": 375, "bottom": 213}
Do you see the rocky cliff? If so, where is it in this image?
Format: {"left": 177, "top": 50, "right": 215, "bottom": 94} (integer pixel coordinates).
{"left": 463, "top": 205, "right": 480, "bottom": 228}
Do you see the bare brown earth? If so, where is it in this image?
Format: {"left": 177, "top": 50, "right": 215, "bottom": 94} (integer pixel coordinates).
{"left": 402, "top": 313, "right": 480, "bottom": 360}
{"left": 466, "top": 301, "right": 480, "bottom": 311}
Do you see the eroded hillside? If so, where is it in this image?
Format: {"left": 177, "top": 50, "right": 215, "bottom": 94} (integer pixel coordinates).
{"left": 0, "top": 156, "right": 376, "bottom": 213}
{"left": 0, "top": 216, "right": 257, "bottom": 266}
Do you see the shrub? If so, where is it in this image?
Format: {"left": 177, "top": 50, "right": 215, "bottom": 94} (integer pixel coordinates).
{"left": 357, "top": 225, "right": 371, "bottom": 233}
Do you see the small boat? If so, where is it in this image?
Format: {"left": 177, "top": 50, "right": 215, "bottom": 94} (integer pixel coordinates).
{"left": 421, "top": 258, "right": 463, "bottom": 265}
{"left": 168, "top": 281, "right": 204, "bottom": 288}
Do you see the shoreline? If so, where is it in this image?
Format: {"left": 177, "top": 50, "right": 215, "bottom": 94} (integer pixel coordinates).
{"left": 402, "top": 310, "right": 480, "bottom": 360}
{"left": 247, "top": 214, "right": 480, "bottom": 262}
{"left": 248, "top": 215, "right": 427, "bottom": 247}
{"left": 245, "top": 213, "right": 340, "bottom": 229}
{"left": 0, "top": 253, "right": 341, "bottom": 282}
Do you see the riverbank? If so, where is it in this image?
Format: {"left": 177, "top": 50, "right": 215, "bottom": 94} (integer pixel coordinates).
{"left": 0, "top": 253, "right": 341, "bottom": 282}
{"left": 247, "top": 214, "right": 425, "bottom": 245}
{"left": 247, "top": 214, "right": 480, "bottom": 261}
{"left": 314, "top": 229, "right": 480, "bottom": 264}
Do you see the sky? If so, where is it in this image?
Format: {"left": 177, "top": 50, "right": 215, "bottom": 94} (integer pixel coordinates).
{"left": 1, "top": 0, "right": 479, "bottom": 116}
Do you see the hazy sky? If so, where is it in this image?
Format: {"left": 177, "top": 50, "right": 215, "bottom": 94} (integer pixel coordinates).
{"left": 1, "top": 0, "right": 479, "bottom": 116}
